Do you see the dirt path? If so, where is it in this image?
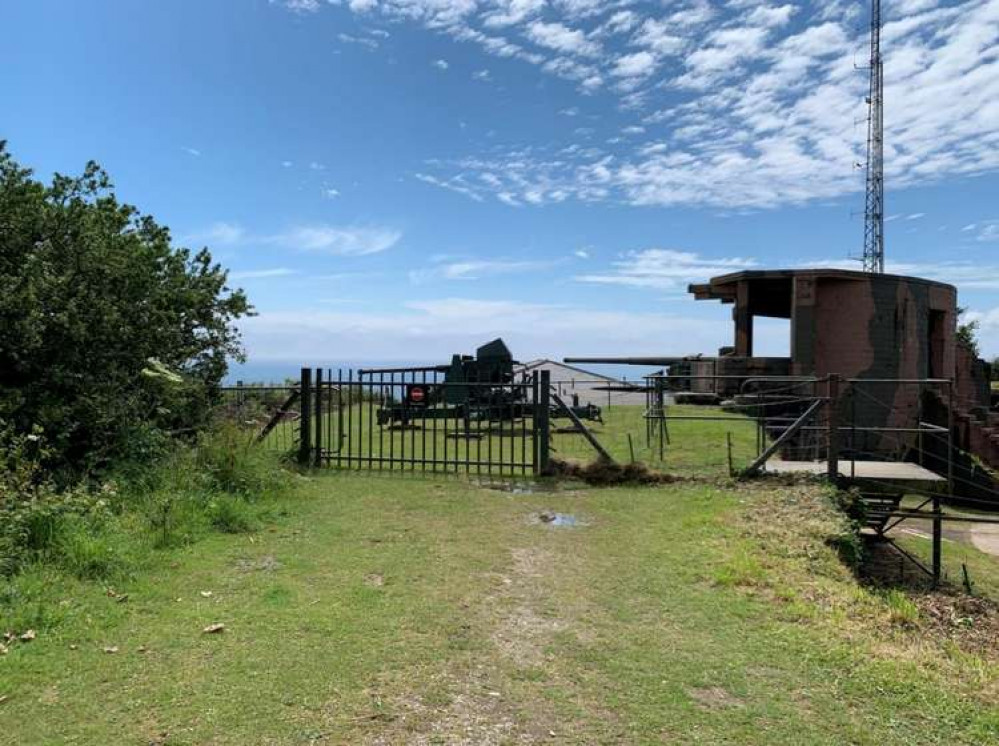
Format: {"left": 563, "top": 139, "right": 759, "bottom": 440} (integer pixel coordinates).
{"left": 366, "top": 519, "right": 583, "bottom": 745}
{"left": 891, "top": 514, "right": 999, "bottom": 559}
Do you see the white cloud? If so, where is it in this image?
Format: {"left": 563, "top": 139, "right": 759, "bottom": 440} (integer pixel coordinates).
{"left": 230, "top": 268, "right": 298, "bottom": 280}
{"left": 338, "top": 32, "right": 380, "bottom": 49}
{"left": 270, "top": 225, "right": 402, "bottom": 255}
{"left": 526, "top": 21, "right": 601, "bottom": 57}
{"left": 323, "top": 187, "right": 341, "bottom": 198}
{"left": 433, "top": 58, "right": 450, "bottom": 69}
{"left": 472, "top": 68, "right": 491, "bottom": 80}
{"left": 282, "top": 0, "right": 999, "bottom": 211}
{"left": 239, "top": 298, "right": 739, "bottom": 361}
{"left": 410, "top": 257, "right": 554, "bottom": 282}
{"left": 574, "top": 248, "right": 590, "bottom": 259}
{"left": 977, "top": 220, "right": 999, "bottom": 242}
{"left": 182, "top": 146, "right": 201, "bottom": 157}
{"left": 181, "top": 221, "right": 245, "bottom": 247}
{"left": 281, "top": 160, "right": 294, "bottom": 168}
{"left": 611, "top": 51, "right": 657, "bottom": 79}
{"left": 575, "top": 249, "right": 758, "bottom": 290}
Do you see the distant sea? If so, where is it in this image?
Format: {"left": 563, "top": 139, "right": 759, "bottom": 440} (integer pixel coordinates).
{"left": 225, "top": 359, "right": 660, "bottom": 385}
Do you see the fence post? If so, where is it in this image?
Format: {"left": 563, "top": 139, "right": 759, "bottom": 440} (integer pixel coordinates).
{"left": 827, "top": 374, "right": 841, "bottom": 482}
{"left": 539, "top": 370, "right": 551, "bottom": 475}
{"left": 299, "top": 367, "right": 312, "bottom": 466}
{"left": 314, "top": 368, "right": 324, "bottom": 468}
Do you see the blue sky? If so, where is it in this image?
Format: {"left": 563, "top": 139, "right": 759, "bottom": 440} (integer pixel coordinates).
{"left": 4, "top": 0, "right": 999, "bottom": 373}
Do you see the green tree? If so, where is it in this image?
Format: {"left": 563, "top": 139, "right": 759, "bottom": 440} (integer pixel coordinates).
{"left": 0, "top": 142, "right": 252, "bottom": 474}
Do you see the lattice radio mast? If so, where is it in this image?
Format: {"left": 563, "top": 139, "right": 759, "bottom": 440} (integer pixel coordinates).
{"left": 862, "top": 0, "right": 885, "bottom": 273}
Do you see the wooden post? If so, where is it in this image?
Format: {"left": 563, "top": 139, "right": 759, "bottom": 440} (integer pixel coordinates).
{"left": 827, "top": 374, "right": 841, "bottom": 482}
{"left": 298, "top": 367, "right": 312, "bottom": 466}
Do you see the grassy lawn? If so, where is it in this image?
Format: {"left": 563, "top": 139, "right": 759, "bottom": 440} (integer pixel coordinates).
{"left": 3, "top": 470, "right": 999, "bottom": 744}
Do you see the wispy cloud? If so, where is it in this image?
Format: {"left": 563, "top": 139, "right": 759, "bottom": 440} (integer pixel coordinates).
{"left": 181, "top": 221, "right": 245, "bottom": 247}
{"left": 433, "top": 58, "right": 450, "bottom": 70}
{"left": 271, "top": 224, "right": 402, "bottom": 255}
{"left": 181, "top": 146, "right": 201, "bottom": 157}
{"left": 575, "top": 249, "right": 758, "bottom": 290}
{"left": 976, "top": 220, "right": 999, "bottom": 242}
{"left": 410, "top": 256, "right": 555, "bottom": 283}
{"left": 230, "top": 268, "right": 298, "bottom": 280}
{"left": 283, "top": 1, "right": 999, "bottom": 210}
{"left": 338, "top": 32, "right": 380, "bottom": 49}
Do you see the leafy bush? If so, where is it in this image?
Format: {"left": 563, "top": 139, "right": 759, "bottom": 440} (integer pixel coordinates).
{"left": 0, "top": 142, "right": 251, "bottom": 477}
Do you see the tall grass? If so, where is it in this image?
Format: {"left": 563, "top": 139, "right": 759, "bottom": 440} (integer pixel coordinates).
{"left": 1, "top": 421, "right": 288, "bottom": 582}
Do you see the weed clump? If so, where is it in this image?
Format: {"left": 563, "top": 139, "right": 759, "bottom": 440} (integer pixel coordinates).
{"left": 545, "top": 457, "right": 682, "bottom": 486}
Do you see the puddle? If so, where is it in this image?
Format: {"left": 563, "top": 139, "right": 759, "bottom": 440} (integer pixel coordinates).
{"left": 485, "top": 481, "right": 561, "bottom": 495}
{"left": 536, "top": 511, "right": 581, "bottom": 527}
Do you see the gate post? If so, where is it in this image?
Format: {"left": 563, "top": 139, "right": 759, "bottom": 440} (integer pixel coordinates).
{"left": 299, "top": 367, "right": 312, "bottom": 466}
{"left": 538, "top": 369, "right": 551, "bottom": 475}
{"left": 827, "top": 374, "right": 841, "bottom": 482}
{"left": 314, "top": 368, "right": 324, "bottom": 467}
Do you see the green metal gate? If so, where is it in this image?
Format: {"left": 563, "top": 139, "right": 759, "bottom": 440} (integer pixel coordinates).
{"left": 297, "top": 367, "right": 550, "bottom": 476}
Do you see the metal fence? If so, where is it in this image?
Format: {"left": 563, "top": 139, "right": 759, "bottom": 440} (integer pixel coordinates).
{"left": 216, "top": 382, "right": 301, "bottom": 453}
{"left": 298, "top": 368, "right": 550, "bottom": 476}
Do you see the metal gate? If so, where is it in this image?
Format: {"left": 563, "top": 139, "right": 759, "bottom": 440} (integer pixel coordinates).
{"left": 296, "top": 368, "right": 551, "bottom": 476}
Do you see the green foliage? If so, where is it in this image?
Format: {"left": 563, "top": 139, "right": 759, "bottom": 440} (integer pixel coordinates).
{"left": 194, "top": 421, "right": 284, "bottom": 496}
{"left": 0, "top": 424, "right": 111, "bottom": 576}
{"left": 1, "top": 419, "right": 284, "bottom": 574}
{"left": 0, "top": 142, "right": 252, "bottom": 475}
{"left": 881, "top": 588, "right": 921, "bottom": 627}
{"left": 205, "top": 495, "right": 257, "bottom": 534}
{"left": 956, "top": 307, "right": 981, "bottom": 357}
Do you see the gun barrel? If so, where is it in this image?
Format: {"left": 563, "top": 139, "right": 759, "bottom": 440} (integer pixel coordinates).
{"left": 357, "top": 364, "right": 450, "bottom": 376}
{"left": 563, "top": 357, "right": 691, "bottom": 366}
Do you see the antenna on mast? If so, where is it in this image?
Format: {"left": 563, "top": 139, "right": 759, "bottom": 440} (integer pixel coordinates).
{"left": 862, "top": 0, "right": 885, "bottom": 273}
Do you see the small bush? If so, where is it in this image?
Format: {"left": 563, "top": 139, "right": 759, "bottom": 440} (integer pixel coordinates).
{"left": 206, "top": 495, "right": 256, "bottom": 534}
{"left": 195, "top": 422, "right": 282, "bottom": 497}
{"left": 54, "top": 515, "right": 122, "bottom": 581}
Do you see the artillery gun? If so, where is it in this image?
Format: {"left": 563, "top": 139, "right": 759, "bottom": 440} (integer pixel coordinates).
{"left": 359, "top": 339, "right": 602, "bottom": 427}
{"left": 359, "top": 338, "right": 525, "bottom": 426}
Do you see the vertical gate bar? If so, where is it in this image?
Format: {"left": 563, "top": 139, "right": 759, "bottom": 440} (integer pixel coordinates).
{"left": 443, "top": 373, "right": 449, "bottom": 471}
{"left": 324, "top": 368, "right": 340, "bottom": 465}
{"left": 389, "top": 372, "right": 395, "bottom": 470}
{"left": 368, "top": 373, "right": 374, "bottom": 469}
{"left": 409, "top": 370, "right": 415, "bottom": 472}
{"left": 314, "top": 368, "right": 323, "bottom": 468}
{"left": 432, "top": 370, "right": 439, "bottom": 472}
{"left": 539, "top": 370, "right": 551, "bottom": 475}
{"left": 333, "top": 369, "right": 340, "bottom": 469}
{"left": 421, "top": 369, "right": 427, "bottom": 471}
{"left": 346, "top": 369, "right": 353, "bottom": 470}
{"left": 522, "top": 380, "right": 528, "bottom": 475}
{"left": 826, "top": 374, "right": 840, "bottom": 481}
{"left": 298, "top": 367, "right": 312, "bottom": 466}
{"left": 476, "top": 384, "right": 483, "bottom": 476}
{"left": 851, "top": 384, "right": 857, "bottom": 479}
{"left": 378, "top": 372, "right": 385, "bottom": 471}
{"left": 464, "top": 387, "right": 471, "bottom": 475}
{"left": 487, "top": 388, "right": 493, "bottom": 478}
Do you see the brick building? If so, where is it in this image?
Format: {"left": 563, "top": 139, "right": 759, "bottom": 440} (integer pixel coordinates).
{"left": 688, "top": 268, "right": 996, "bottom": 470}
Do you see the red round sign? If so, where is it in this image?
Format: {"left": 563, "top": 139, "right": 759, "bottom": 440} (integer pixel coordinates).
{"left": 410, "top": 386, "right": 425, "bottom": 403}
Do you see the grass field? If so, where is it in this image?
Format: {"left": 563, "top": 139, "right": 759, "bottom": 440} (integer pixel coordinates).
{"left": 3, "top": 468, "right": 999, "bottom": 744}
